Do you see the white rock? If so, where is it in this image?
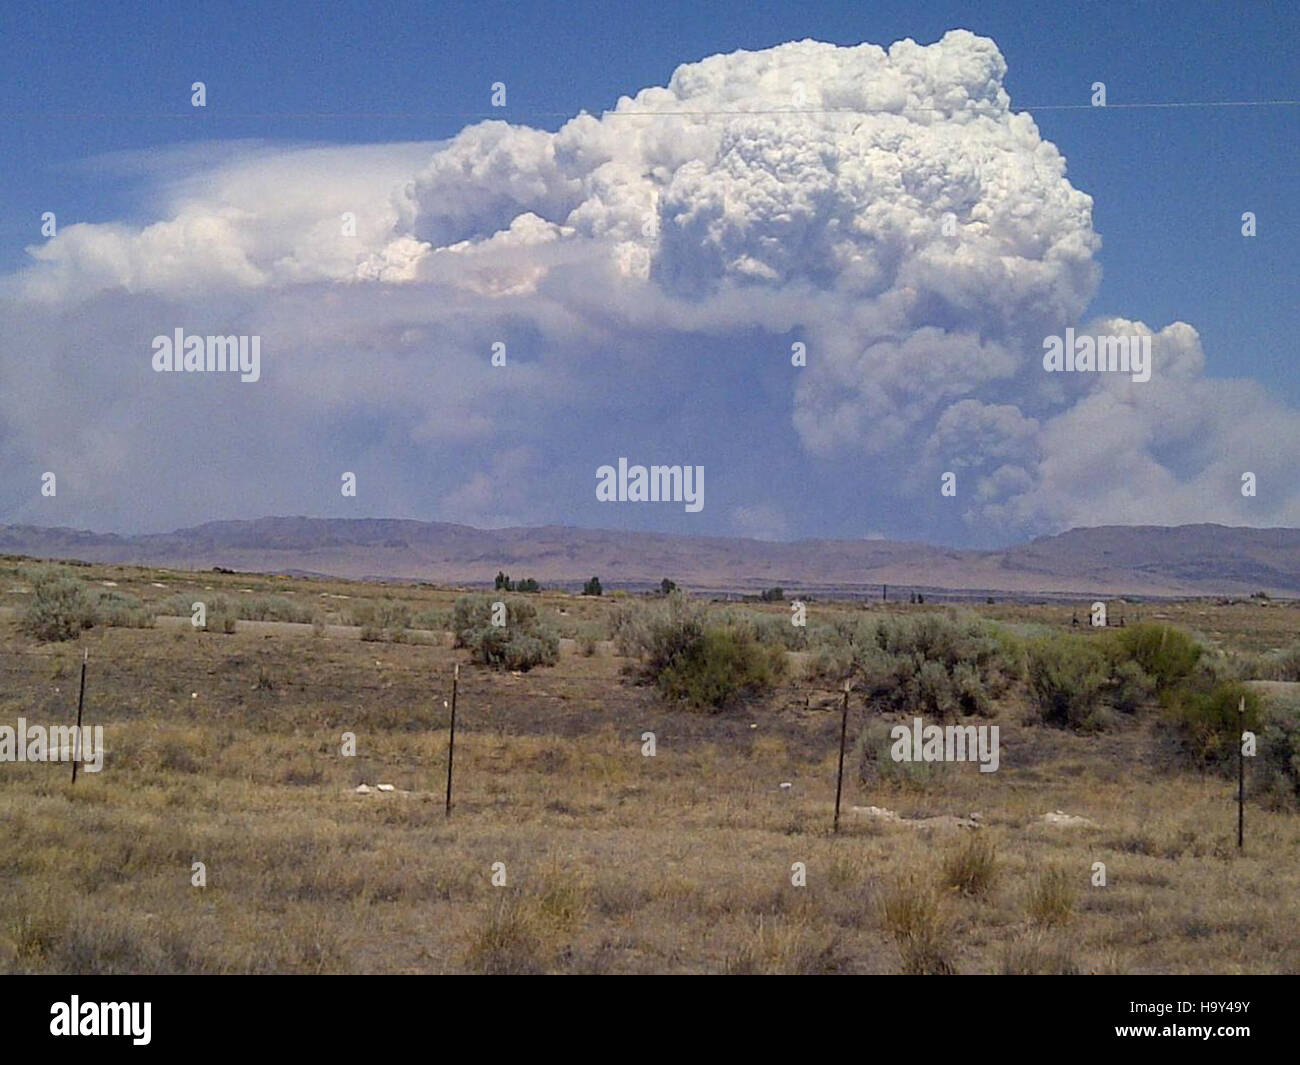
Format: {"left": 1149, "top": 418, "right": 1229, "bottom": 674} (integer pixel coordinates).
{"left": 1042, "top": 811, "right": 1097, "bottom": 828}
{"left": 376, "top": 784, "right": 395, "bottom": 792}
{"left": 850, "top": 805, "right": 981, "bottom": 829}
{"left": 354, "top": 784, "right": 372, "bottom": 794}
{"left": 779, "top": 782, "right": 792, "bottom": 790}
{"left": 851, "top": 805, "right": 901, "bottom": 822}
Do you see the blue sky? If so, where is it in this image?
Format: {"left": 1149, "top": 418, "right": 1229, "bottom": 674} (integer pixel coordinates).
{"left": 0, "top": 2, "right": 1296, "bottom": 544}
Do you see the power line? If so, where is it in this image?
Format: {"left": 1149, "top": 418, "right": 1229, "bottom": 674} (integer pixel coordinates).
{"left": 0, "top": 100, "right": 1295, "bottom": 121}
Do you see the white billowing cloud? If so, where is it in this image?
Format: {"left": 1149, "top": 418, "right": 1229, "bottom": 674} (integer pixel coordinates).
{"left": 397, "top": 123, "right": 584, "bottom": 249}
{"left": 976, "top": 320, "right": 1300, "bottom": 532}
{"left": 11, "top": 142, "right": 437, "bottom": 301}
{"left": 441, "top": 446, "right": 545, "bottom": 528}
{"left": 2, "top": 30, "right": 1298, "bottom": 539}
{"left": 920, "top": 398, "right": 1041, "bottom": 513}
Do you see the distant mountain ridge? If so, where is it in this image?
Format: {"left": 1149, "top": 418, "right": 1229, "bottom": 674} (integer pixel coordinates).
{"left": 2, "top": 518, "right": 1299, "bottom": 597}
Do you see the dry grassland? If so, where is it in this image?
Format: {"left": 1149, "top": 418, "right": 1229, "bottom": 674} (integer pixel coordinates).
{"left": 1, "top": 560, "right": 1297, "bottom": 974}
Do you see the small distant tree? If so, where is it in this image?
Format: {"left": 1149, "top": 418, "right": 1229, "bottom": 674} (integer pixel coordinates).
{"left": 759, "top": 587, "right": 784, "bottom": 603}
{"left": 516, "top": 577, "right": 541, "bottom": 593}
{"left": 660, "top": 578, "right": 677, "bottom": 596}
{"left": 494, "top": 571, "right": 516, "bottom": 592}
{"left": 583, "top": 576, "right": 603, "bottom": 597}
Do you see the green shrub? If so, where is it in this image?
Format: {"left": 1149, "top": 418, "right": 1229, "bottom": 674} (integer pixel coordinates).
{"left": 615, "top": 593, "right": 783, "bottom": 710}
{"left": 582, "top": 577, "right": 602, "bottom": 596}
{"left": 155, "top": 593, "right": 198, "bottom": 618}
{"left": 234, "top": 595, "right": 315, "bottom": 623}
{"left": 803, "top": 615, "right": 967, "bottom": 713}
{"left": 1026, "top": 637, "right": 1110, "bottom": 731}
{"left": 19, "top": 567, "right": 96, "bottom": 642}
{"left": 1273, "top": 644, "right": 1300, "bottom": 681}
{"left": 612, "top": 592, "right": 705, "bottom": 669}
{"left": 1158, "top": 681, "right": 1264, "bottom": 772}
{"left": 810, "top": 641, "right": 855, "bottom": 684}
{"left": 1108, "top": 659, "right": 1156, "bottom": 714}
{"left": 1248, "top": 643, "right": 1300, "bottom": 682}
{"left": 453, "top": 596, "right": 559, "bottom": 671}
{"left": 348, "top": 599, "right": 411, "bottom": 642}
{"left": 1253, "top": 695, "right": 1300, "bottom": 809}
{"left": 951, "top": 660, "right": 992, "bottom": 716}
{"left": 411, "top": 606, "right": 451, "bottom": 631}
{"left": 914, "top": 658, "right": 957, "bottom": 718}
{"left": 204, "top": 596, "right": 238, "bottom": 634}
{"left": 1190, "top": 647, "right": 1241, "bottom": 685}
{"left": 609, "top": 603, "right": 643, "bottom": 657}
{"left": 1025, "top": 626, "right": 1202, "bottom": 728}
{"left": 1108, "top": 624, "right": 1202, "bottom": 693}
{"left": 714, "top": 608, "right": 808, "bottom": 651}
{"left": 893, "top": 614, "right": 1015, "bottom": 692}
{"left": 562, "top": 615, "right": 607, "bottom": 644}
{"left": 157, "top": 592, "right": 312, "bottom": 626}
{"left": 826, "top": 613, "right": 1015, "bottom": 720}
{"left": 90, "top": 589, "right": 155, "bottom": 629}
{"left": 872, "top": 613, "right": 995, "bottom": 671}
{"left": 656, "top": 626, "right": 785, "bottom": 711}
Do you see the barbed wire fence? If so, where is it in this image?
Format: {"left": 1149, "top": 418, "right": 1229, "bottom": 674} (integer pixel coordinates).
{"left": 0, "top": 636, "right": 881, "bottom": 830}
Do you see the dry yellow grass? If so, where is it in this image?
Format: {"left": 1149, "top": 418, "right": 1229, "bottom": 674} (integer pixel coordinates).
{"left": 0, "top": 559, "right": 1297, "bottom": 973}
